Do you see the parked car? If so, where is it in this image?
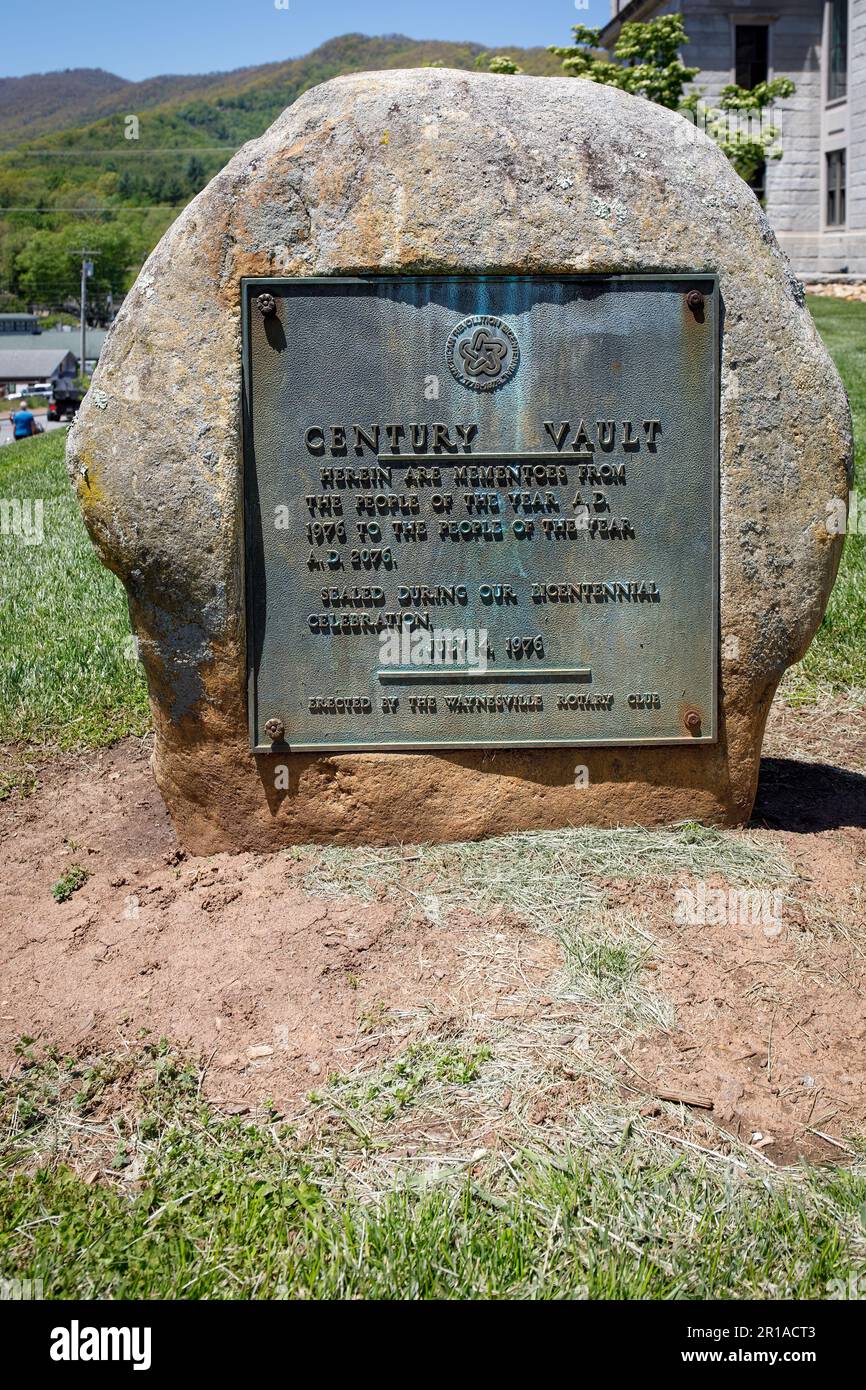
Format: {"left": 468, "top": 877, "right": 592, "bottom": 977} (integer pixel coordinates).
{"left": 4, "top": 383, "right": 52, "bottom": 403}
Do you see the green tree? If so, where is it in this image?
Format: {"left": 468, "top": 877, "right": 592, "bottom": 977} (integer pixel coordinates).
{"left": 701, "top": 78, "right": 796, "bottom": 185}
{"left": 488, "top": 55, "right": 523, "bottom": 75}
{"left": 475, "top": 52, "right": 523, "bottom": 75}
{"left": 184, "top": 155, "right": 206, "bottom": 191}
{"left": 550, "top": 17, "right": 698, "bottom": 110}
{"left": 16, "top": 222, "right": 133, "bottom": 316}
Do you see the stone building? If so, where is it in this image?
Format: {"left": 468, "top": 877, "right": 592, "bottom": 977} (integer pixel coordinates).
{"left": 601, "top": 0, "right": 864, "bottom": 276}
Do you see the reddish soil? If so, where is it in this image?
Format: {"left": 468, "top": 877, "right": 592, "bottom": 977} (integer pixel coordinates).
{"left": 1, "top": 698, "right": 864, "bottom": 1162}
{"left": 623, "top": 896, "right": 866, "bottom": 1165}
{"left": 0, "top": 738, "right": 557, "bottom": 1110}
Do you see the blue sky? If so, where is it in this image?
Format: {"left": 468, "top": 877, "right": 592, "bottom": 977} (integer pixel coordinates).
{"left": 4, "top": 0, "right": 610, "bottom": 81}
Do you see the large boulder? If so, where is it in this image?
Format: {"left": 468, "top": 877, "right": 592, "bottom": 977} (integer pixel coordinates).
{"left": 67, "top": 69, "right": 852, "bottom": 852}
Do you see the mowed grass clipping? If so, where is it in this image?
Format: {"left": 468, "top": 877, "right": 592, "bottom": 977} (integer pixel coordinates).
{"left": 0, "top": 298, "right": 862, "bottom": 757}
{"left": 2, "top": 1045, "right": 865, "bottom": 1300}
{"left": 0, "top": 429, "right": 148, "bottom": 749}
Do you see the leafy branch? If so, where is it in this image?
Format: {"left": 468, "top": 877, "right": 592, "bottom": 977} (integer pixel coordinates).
{"left": 550, "top": 17, "right": 796, "bottom": 192}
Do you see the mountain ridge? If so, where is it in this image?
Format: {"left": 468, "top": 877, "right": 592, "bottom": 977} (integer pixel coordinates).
{"left": 0, "top": 34, "right": 562, "bottom": 147}
{"left": 0, "top": 34, "right": 566, "bottom": 310}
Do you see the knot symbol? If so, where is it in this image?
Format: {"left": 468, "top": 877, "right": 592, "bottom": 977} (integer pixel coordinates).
{"left": 446, "top": 314, "right": 519, "bottom": 391}
{"left": 458, "top": 328, "right": 509, "bottom": 379}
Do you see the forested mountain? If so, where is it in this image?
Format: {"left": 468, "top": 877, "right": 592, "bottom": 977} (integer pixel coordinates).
{"left": 0, "top": 33, "right": 564, "bottom": 312}
{"left": 0, "top": 66, "right": 277, "bottom": 147}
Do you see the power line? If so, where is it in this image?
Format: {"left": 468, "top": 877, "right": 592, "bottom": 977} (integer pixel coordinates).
{"left": 0, "top": 147, "right": 240, "bottom": 156}
{"left": 0, "top": 206, "right": 183, "bottom": 212}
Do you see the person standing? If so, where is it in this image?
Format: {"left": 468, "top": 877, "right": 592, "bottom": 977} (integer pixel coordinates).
{"left": 10, "top": 400, "right": 40, "bottom": 440}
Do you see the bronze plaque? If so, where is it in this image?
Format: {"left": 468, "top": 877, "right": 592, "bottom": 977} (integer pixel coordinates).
{"left": 243, "top": 275, "right": 718, "bottom": 752}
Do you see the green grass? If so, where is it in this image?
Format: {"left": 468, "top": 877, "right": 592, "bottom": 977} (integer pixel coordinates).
{"left": 312, "top": 1040, "right": 494, "bottom": 1125}
{"left": 0, "top": 429, "right": 149, "bottom": 751}
{"left": 787, "top": 297, "right": 866, "bottom": 698}
{"left": 2, "top": 1044, "right": 865, "bottom": 1300}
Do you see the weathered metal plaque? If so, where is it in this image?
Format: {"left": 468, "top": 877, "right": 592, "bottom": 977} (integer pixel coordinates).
{"left": 243, "top": 276, "right": 718, "bottom": 752}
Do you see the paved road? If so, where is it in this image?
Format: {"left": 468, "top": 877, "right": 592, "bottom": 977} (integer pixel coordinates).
{"left": 0, "top": 410, "right": 67, "bottom": 447}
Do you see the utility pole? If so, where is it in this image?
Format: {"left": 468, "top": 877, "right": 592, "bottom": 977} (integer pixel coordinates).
{"left": 70, "top": 249, "right": 98, "bottom": 381}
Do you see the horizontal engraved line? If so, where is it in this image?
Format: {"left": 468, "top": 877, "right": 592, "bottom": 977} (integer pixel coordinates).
{"left": 259, "top": 734, "right": 716, "bottom": 753}
{"left": 377, "top": 667, "right": 592, "bottom": 684}
{"left": 377, "top": 452, "right": 608, "bottom": 463}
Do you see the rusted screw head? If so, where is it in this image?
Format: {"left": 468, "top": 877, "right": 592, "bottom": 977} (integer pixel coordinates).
{"left": 256, "top": 292, "right": 277, "bottom": 317}
{"left": 686, "top": 290, "right": 705, "bottom": 312}
{"left": 684, "top": 710, "right": 701, "bottom": 732}
{"left": 264, "top": 717, "right": 285, "bottom": 742}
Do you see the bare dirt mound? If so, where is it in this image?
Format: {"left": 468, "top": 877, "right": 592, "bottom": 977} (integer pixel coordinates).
{"left": 0, "top": 738, "right": 557, "bottom": 1109}
{"left": 1, "top": 698, "right": 864, "bottom": 1160}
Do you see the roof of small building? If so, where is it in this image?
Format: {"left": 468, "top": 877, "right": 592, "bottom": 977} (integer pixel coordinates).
{"left": 0, "top": 348, "right": 78, "bottom": 379}
{"left": 0, "top": 329, "right": 108, "bottom": 357}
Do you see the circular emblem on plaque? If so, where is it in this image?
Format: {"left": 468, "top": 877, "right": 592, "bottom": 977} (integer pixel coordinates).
{"left": 446, "top": 315, "right": 520, "bottom": 392}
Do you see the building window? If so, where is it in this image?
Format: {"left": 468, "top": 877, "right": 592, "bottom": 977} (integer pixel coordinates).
{"left": 828, "top": 0, "right": 848, "bottom": 101}
{"left": 735, "top": 25, "right": 769, "bottom": 89}
{"left": 826, "top": 149, "right": 847, "bottom": 225}
{"left": 748, "top": 164, "right": 767, "bottom": 204}
{"left": 734, "top": 26, "right": 770, "bottom": 203}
